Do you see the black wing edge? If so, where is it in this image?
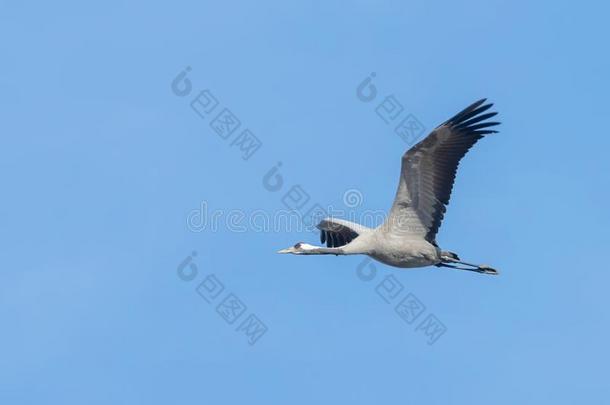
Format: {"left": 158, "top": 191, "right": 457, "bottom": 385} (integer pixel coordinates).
{"left": 421, "top": 99, "right": 501, "bottom": 243}
{"left": 317, "top": 220, "right": 359, "bottom": 248}
{"left": 443, "top": 98, "right": 501, "bottom": 136}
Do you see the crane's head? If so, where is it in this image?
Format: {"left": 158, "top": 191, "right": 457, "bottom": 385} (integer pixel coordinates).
{"left": 277, "top": 242, "right": 317, "bottom": 254}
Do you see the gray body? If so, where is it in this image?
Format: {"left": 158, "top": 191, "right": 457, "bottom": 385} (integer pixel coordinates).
{"left": 340, "top": 227, "right": 440, "bottom": 268}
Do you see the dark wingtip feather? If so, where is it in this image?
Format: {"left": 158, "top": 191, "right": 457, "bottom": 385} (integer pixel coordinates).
{"left": 446, "top": 99, "right": 487, "bottom": 124}
{"left": 470, "top": 98, "right": 487, "bottom": 109}
{"left": 445, "top": 99, "right": 500, "bottom": 135}
{"left": 456, "top": 111, "right": 498, "bottom": 129}
{"left": 472, "top": 97, "right": 487, "bottom": 106}
{"left": 468, "top": 121, "right": 501, "bottom": 131}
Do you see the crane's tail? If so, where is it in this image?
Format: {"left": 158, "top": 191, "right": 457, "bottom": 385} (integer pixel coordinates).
{"left": 438, "top": 251, "right": 499, "bottom": 275}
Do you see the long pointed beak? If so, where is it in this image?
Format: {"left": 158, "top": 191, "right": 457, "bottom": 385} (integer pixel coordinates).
{"left": 277, "top": 247, "right": 294, "bottom": 254}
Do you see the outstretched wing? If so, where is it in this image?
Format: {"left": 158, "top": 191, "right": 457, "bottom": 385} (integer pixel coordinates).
{"left": 317, "top": 218, "right": 371, "bottom": 248}
{"left": 384, "top": 99, "right": 500, "bottom": 243}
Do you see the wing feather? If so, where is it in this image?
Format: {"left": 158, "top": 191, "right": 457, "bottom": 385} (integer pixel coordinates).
{"left": 316, "top": 218, "right": 371, "bottom": 248}
{"left": 384, "top": 99, "right": 500, "bottom": 243}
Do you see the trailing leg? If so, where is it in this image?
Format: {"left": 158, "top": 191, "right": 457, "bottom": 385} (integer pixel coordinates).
{"left": 437, "top": 256, "right": 499, "bottom": 275}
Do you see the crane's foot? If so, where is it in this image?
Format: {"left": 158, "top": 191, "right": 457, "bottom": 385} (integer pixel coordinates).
{"left": 477, "top": 264, "right": 499, "bottom": 275}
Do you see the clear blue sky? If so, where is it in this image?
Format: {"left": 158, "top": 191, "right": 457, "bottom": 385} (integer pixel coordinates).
{"left": 1, "top": 1, "right": 609, "bottom": 404}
